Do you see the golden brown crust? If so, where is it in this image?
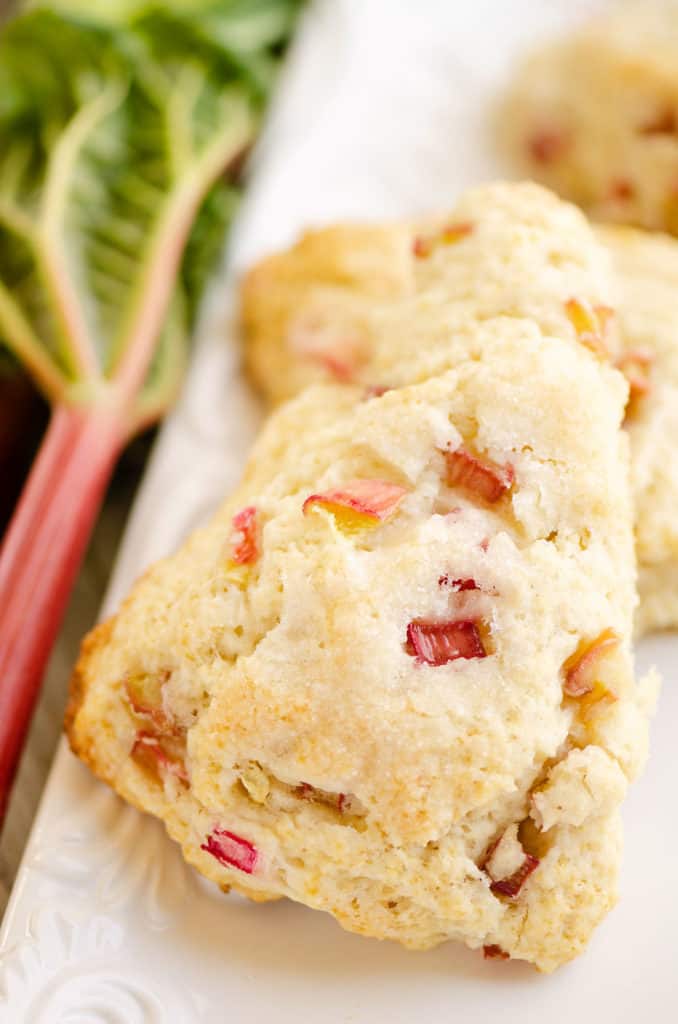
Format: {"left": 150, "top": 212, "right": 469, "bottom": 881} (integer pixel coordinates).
{"left": 64, "top": 616, "right": 116, "bottom": 767}
{"left": 240, "top": 223, "right": 414, "bottom": 404}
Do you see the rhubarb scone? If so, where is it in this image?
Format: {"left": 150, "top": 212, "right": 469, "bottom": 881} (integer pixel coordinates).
{"left": 67, "top": 324, "right": 656, "bottom": 972}
{"left": 242, "top": 181, "right": 620, "bottom": 403}
{"left": 241, "top": 184, "right": 678, "bottom": 634}
{"left": 597, "top": 223, "right": 678, "bottom": 633}
{"left": 500, "top": 1, "right": 678, "bottom": 235}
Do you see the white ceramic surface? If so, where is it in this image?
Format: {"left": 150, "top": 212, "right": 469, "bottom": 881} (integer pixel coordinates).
{"left": 1, "top": 2, "right": 676, "bottom": 1020}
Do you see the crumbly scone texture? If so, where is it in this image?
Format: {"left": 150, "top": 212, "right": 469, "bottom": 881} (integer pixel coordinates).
{"left": 68, "top": 324, "right": 656, "bottom": 972}
{"left": 499, "top": 1, "right": 678, "bottom": 235}
{"left": 241, "top": 181, "right": 620, "bottom": 404}
{"left": 597, "top": 223, "right": 678, "bottom": 633}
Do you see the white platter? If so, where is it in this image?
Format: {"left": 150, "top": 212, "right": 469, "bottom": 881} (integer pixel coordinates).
{"left": 1, "top": 1, "right": 676, "bottom": 1020}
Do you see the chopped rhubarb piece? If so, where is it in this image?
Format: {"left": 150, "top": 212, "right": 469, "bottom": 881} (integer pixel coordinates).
{"left": 438, "top": 575, "right": 479, "bottom": 591}
{"left": 565, "top": 297, "right": 593, "bottom": 332}
{"left": 482, "top": 826, "right": 540, "bottom": 898}
{"left": 490, "top": 854, "right": 540, "bottom": 899}
{"left": 440, "top": 221, "right": 473, "bottom": 245}
{"left": 363, "top": 385, "right": 391, "bottom": 400}
{"left": 564, "top": 298, "right": 611, "bottom": 358}
{"left": 445, "top": 447, "right": 514, "bottom": 504}
{"left": 406, "top": 619, "right": 487, "bottom": 665}
{"left": 131, "top": 732, "right": 188, "bottom": 785}
{"left": 413, "top": 223, "right": 472, "bottom": 258}
{"left": 295, "top": 783, "right": 358, "bottom": 814}
{"left": 125, "top": 685, "right": 166, "bottom": 730}
{"left": 483, "top": 944, "right": 510, "bottom": 961}
{"left": 608, "top": 178, "right": 635, "bottom": 201}
{"left": 615, "top": 349, "right": 654, "bottom": 401}
{"left": 124, "top": 673, "right": 177, "bottom": 735}
{"left": 201, "top": 828, "right": 258, "bottom": 874}
{"left": 527, "top": 127, "right": 569, "bottom": 165}
{"left": 231, "top": 505, "right": 259, "bottom": 565}
{"left": 579, "top": 679, "right": 618, "bottom": 715}
{"left": 562, "top": 628, "right": 620, "bottom": 697}
{"left": 412, "top": 234, "right": 432, "bottom": 258}
{"left": 303, "top": 479, "right": 408, "bottom": 531}
{"left": 311, "top": 351, "right": 355, "bottom": 382}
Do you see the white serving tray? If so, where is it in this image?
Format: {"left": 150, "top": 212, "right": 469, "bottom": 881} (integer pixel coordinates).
{"left": 1, "top": 2, "right": 676, "bottom": 1020}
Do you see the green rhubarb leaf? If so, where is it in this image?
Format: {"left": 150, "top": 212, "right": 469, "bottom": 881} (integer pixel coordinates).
{"left": 0, "top": 1, "right": 301, "bottom": 429}
{"left": 182, "top": 182, "right": 242, "bottom": 326}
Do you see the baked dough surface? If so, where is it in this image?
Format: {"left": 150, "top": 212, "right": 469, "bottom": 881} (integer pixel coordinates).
{"left": 242, "top": 182, "right": 620, "bottom": 404}
{"left": 69, "top": 187, "right": 655, "bottom": 969}
{"left": 598, "top": 224, "right": 678, "bottom": 633}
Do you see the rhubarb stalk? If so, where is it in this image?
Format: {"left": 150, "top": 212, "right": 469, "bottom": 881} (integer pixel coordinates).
{"left": 0, "top": 405, "right": 123, "bottom": 818}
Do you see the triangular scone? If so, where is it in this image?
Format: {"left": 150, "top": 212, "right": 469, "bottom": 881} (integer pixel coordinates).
{"left": 498, "top": 1, "right": 678, "bottom": 235}
{"left": 242, "top": 182, "right": 621, "bottom": 404}
{"left": 597, "top": 224, "right": 678, "bottom": 634}
{"left": 68, "top": 322, "right": 655, "bottom": 972}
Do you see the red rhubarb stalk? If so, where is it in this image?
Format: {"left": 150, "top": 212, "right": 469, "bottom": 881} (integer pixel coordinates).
{"left": 0, "top": 405, "right": 124, "bottom": 818}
